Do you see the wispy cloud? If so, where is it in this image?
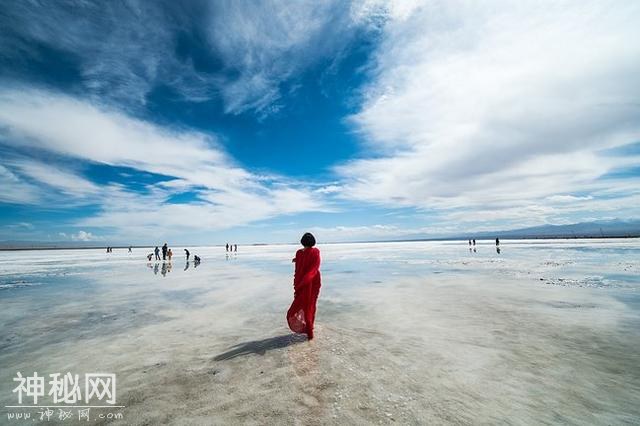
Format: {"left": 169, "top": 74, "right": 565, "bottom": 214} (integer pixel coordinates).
{"left": 10, "top": 159, "right": 100, "bottom": 197}
{"left": 205, "top": 1, "right": 370, "bottom": 116}
{"left": 0, "top": 1, "right": 367, "bottom": 117}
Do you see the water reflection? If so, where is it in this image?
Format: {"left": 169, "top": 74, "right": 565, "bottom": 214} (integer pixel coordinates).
{"left": 161, "top": 262, "right": 171, "bottom": 276}
{"left": 146, "top": 261, "right": 174, "bottom": 276}
{"left": 146, "top": 258, "right": 201, "bottom": 275}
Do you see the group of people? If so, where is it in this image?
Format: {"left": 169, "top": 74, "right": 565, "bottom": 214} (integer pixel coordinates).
{"left": 146, "top": 244, "right": 200, "bottom": 264}
{"left": 467, "top": 238, "right": 501, "bottom": 246}
{"left": 225, "top": 243, "right": 238, "bottom": 252}
{"left": 468, "top": 238, "right": 502, "bottom": 253}
{"left": 149, "top": 243, "right": 173, "bottom": 261}
{"left": 183, "top": 248, "right": 201, "bottom": 263}
{"left": 106, "top": 246, "right": 133, "bottom": 253}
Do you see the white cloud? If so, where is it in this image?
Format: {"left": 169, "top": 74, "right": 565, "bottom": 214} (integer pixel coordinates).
{"left": 10, "top": 159, "right": 100, "bottom": 197}
{"left": 70, "top": 230, "right": 100, "bottom": 242}
{"left": 0, "top": 88, "right": 327, "bottom": 238}
{"left": 339, "top": 0, "right": 640, "bottom": 225}
{"left": 546, "top": 195, "right": 594, "bottom": 203}
{"left": 0, "top": 164, "right": 42, "bottom": 204}
{"left": 57, "top": 231, "right": 102, "bottom": 242}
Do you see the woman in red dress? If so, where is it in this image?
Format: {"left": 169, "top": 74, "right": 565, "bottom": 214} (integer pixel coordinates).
{"left": 287, "top": 233, "right": 321, "bottom": 340}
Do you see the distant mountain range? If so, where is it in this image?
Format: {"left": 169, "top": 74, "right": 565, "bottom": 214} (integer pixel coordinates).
{"left": 466, "top": 219, "right": 640, "bottom": 240}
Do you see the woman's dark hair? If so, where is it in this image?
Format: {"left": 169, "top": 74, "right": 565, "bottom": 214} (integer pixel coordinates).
{"left": 300, "top": 232, "right": 316, "bottom": 247}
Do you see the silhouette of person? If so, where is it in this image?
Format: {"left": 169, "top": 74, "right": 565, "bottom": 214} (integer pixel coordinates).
{"left": 154, "top": 246, "right": 161, "bottom": 261}
{"left": 234, "top": 244, "right": 237, "bottom": 252}
{"left": 226, "top": 243, "right": 229, "bottom": 252}
{"left": 184, "top": 249, "right": 190, "bottom": 260}
{"left": 162, "top": 243, "right": 168, "bottom": 260}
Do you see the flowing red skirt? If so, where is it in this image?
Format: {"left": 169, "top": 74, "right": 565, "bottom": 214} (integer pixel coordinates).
{"left": 287, "top": 272, "right": 321, "bottom": 339}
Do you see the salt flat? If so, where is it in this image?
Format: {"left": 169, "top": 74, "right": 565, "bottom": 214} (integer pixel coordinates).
{"left": 1, "top": 240, "right": 639, "bottom": 425}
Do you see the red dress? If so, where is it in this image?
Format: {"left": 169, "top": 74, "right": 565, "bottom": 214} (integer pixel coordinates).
{"left": 287, "top": 247, "right": 321, "bottom": 339}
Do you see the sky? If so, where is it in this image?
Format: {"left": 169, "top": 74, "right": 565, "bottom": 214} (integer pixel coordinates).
{"left": 0, "top": 0, "right": 639, "bottom": 245}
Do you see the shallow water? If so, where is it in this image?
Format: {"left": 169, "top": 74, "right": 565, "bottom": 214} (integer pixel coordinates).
{"left": 1, "top": 239, "right": 639, "bottom": 424}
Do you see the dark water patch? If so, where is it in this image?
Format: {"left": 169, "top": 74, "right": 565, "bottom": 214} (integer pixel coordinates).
{"left": 0, "top": 305, "right": 173, "bottom": 354}
{"left": 545, "top": 301, "right": 598, "bottom": 309}
{"left": 161, "top": 288, "right": 211, "bottom": 307}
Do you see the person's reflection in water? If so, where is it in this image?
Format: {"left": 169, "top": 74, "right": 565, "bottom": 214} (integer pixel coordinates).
{"left": 153, "top": 263, "right": 159, "bottom": 275}
{"left": 496, "top": 247, "right": 501, "bottom": 254}
{"left": 184, "top": 261, "right": 190, "bottom": 271}
{"left": 161, "top": 262, "right": 168, "bottom": 277}
{"left": 473, "top": 247, "right": 477, "bottom": 253}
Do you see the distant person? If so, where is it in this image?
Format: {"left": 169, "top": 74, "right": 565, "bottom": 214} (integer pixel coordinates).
{"left": 106, "top": 247, "right": 109, "bottom": 254}
{"left": 184, "top": 249, "right": 190, "bottom": 260}
{"left": 147, "top": 253, "right": 153, "bottom": 261}
{"left": 496, "top": 238, "right": 500, "bottom": 246}
{"left": 194, "top": 255, "right": 201, "bottom": 266}
{"left": 167, "top": 248, "right": 173, "bottom": 261}
{"left": 154, "top": 246, "right": 161, "bottom": 261}
{"left": 226, "top": 243, "right": 229, "bottom": 252}
{"left": 287, "top": 232, "right": 322, "bottom": 341}
{"left": 162, "top": 243, "right": 168, "bottom": 260}
{"left": 234, "top": 244, "right": 237, "bottom": 252}
{"left": 128, "top": 246, "right": 132, "bottom": 253}
{"left": 468, "top": 240, "right": 472, "bottom": 246}
{"left": 472, "top": 239, "right": 476, "bottom": 246}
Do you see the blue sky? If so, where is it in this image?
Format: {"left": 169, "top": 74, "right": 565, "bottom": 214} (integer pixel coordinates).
{"left": 0, "top": 0, "right": 639, "bottom": 244}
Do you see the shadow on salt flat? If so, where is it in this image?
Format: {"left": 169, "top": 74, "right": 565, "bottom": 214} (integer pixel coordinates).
{"left": 214, "top": 334, "right": 307, "bottom": 361}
